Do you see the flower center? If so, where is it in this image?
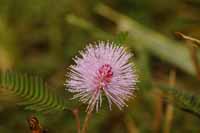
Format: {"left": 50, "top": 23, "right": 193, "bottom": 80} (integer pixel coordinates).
{"left": 96, "top": 64, "right": 113, "bottom": 88}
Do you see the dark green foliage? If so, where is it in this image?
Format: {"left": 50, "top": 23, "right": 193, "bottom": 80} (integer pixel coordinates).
{"left": 159, "top": 84, "right": 200, "bottom": 117}
{"left": 0, "top": 71, "right": 66, "bottom": 113}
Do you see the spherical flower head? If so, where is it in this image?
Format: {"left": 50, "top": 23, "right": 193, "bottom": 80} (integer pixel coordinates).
{"left": 66, "top": 41, "right": 137, "bottom": 112}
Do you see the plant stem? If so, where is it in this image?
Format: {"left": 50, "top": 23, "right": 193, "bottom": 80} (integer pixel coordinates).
{"left": 72, "top": 108, "right": 81, "bottom": 133}
{"left": 163, "top": 69, "right": 176, "bottom": 133}
{"left": 152, "top": 90, "right": 163, "bottom": 133}
{"left": 188, "top": 44, "right": 200, "bottom": 80}
{"left": 81, "top": 111, "right": 92, "bottom": 133}
{"left": 175, "top": 32, "right": 200, "bottom": 47}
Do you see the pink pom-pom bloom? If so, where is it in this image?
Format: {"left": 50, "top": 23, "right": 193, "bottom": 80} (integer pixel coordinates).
{"left": 66, "top": 41, "right": 137, "bottom": 112}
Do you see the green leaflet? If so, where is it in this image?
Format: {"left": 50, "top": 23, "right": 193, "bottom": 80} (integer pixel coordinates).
{"left": 0, "top": 71, "right": 66, "bottom": 113}
{"left": 159, "top": 84, "right": 200, "bottom": 117}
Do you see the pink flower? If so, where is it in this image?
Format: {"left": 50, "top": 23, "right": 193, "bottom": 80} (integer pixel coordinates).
{"left": 66, "top": 41, "right": 137, "bottom": 112}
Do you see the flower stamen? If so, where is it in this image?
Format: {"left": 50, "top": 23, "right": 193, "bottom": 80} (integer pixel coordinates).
{"left": 96, "top": 64, "right": 113, "bottom": 89}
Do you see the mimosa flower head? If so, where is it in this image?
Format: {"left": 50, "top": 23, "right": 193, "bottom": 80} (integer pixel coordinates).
{"left": 66, "top": 41, "right": 137, "bottom": 112}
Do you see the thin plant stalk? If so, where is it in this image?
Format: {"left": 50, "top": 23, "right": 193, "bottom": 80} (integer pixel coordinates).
{"left": 152, "top": 90, "right": 163, "bottom": 133}
{"left": 72, "top": 108, "right": 81, "bottom": 133}
{"left": 81, "top": 111, "right": 92, "bottom": 133}
{"left": 175, "top": 32, "right": 200, "bottom": 47}
{"left": 163, "top": 69, "right": 176, "bottom": 133}
{"left": 187, "top": 43, "right": 200, "bottom": 80}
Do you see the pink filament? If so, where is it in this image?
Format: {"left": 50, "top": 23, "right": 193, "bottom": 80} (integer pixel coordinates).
{"left": 96, "top": 64, "right": 113, "bottom": 89}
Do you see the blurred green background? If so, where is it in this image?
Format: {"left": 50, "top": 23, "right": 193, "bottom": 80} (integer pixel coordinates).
{"left": 0, "top": 0, "right": 200, "bottom": 132}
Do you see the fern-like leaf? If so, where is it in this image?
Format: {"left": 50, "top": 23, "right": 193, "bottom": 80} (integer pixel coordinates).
{"left": 0, "top": 71, "right": 66, "bottom": 113}
{"left": 159, "top": 84, "right": 200, "bottom": 118}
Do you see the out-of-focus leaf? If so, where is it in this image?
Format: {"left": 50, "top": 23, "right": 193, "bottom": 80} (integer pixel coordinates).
{"left": 135, "top": 47, "right": 152, "bottom": 90}
{"left": 159, "top": 84, "right": 200, "bottom": 118}
{"left": 94, "top": 4, "right": 197, "bottom": 76}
